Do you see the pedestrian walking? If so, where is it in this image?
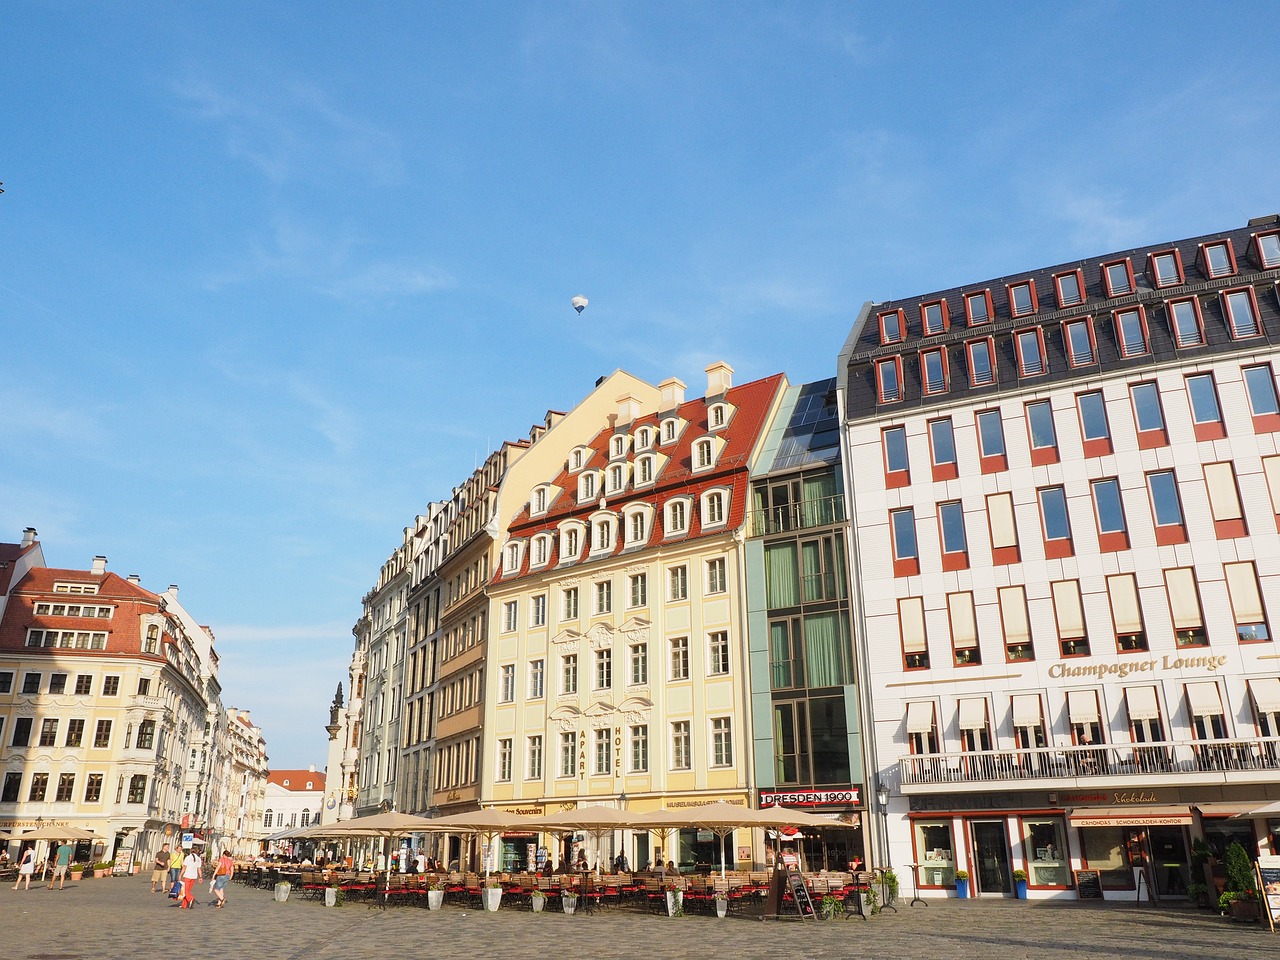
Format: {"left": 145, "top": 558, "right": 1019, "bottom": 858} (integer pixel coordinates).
{"left": 178, "top": 849, "right": 202, "bottom": 908}
{"left": 48, "top": 841, "right": 74, "bottom": 890}
{"left": 151, "top": 844, "right": 171, "bottom": 893}
{"left": 167, "top": 845, "right": 182, "bottom": 896}
{"left": 209, "top": 849, "right": 234, "bottom": 908}
{"left": 13, "top": 847, "right": 35, "bottom": 890}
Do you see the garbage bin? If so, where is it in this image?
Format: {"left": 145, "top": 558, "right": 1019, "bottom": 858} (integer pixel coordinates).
{"left": 274, "top": 881, "right": 291, "bottom": 902}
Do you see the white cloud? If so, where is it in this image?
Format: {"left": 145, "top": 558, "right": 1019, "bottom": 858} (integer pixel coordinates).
{"left": 322, "top": 261, "right": 455, "bottom": 301}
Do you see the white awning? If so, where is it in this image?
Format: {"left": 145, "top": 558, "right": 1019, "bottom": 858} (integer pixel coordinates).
{"left": 1107, "top": 574, "right": 1143, "bottom": 635}
{"left": 1166, "top": 568, "right": 1203, "bottom": 629}
{"left": 1185, "top": 681, "right": 1224, "bottom": 717}
{"left": 958, "top": 698, "right": 987, "bottom": 730}
{"left": 1124, "top": 686, "right": 1161, "bottom": 722}
{"left": 1069, "top": 805, "right": 1192, "bottom": 828}
{"left": 900, "top": 597, "right": 927, "bottom": 654}
{"left": 948, "top": 593, "right": 978, "bottom": 650}
{"left": 1225, "top": 563, "right": 1266, "bottom": 624}
{"left": 999, "top": 586, "right": 1031, "bottom": 645}
{"left": 905, "top": 701, "right": 936, "bottom": 734}
{"left": 1011, "top": 694, "right": 1042, "bottom": 728}
{"left": 1067, "top": 689, "right": 1100, "bottom": 725}
{"left": 1250, "top": 677, "right": 1280, "bottom": 714}
{"left": 1052, "top": 580, "right": 1086, "bottom": 638}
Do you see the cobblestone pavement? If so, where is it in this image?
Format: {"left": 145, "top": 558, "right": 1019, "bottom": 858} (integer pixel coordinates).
{"left": 1, "top": 875, "right": 1273, "bottom": 960}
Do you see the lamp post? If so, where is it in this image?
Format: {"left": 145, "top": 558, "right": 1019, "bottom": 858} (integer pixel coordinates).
{"left": 875, "top": 780, "right": 892, "bottom": 868}
{"left": 616, "top": 791, "right": 627, "bottom": 870}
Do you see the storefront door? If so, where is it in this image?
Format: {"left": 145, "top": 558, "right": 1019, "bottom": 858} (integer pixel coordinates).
{"left": 1148, "top": 826, "right": 1189, "bottom": 898}
{"left": 970, "top": 821, "right": 1011, "bottom": 895}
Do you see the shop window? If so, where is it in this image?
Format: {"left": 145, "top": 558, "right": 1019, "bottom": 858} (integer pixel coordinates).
{"left": 1114, "top": 307, "right": 1150, "bottom": 357}
{"left": 976, "top": 409, "right": 1007, "bottom": 473}
{"left": 1053, "top": 581, "right": 1090, "bottom": 657}
{"left": 1026, "top": 399, "right": 1058, "bottom": 466}
{"left": 1081, "top": 827, "right": 1134, "bottom": 890}
{"left": 1146, "top": 470, "right": 1187, "bottom": 545}
{"left": 1225, "top": 561, "right": 1270, "bottom": 642}
{"left": 1063, "top": 318, "right": 1096, "bottom": 366}
{"left": 986, "top": 492, "right": 1019, "bottom": 564}
{"left": 1054, "top": 269, "right": 1085, "bottom": 308}
{"left": 1101, "top": 259, "right": 1134, "bottom": 296}
{"left": 914, "top": 821, "right": 956, "bottom": 887}
{"left": 1165, "top": 568, "right": 1208, "bottom": 648}
{"left": 1185, "top": 372, "right": 1226, "bottom": 441}
{"left": 1168, "top": 297, "right": 1205, "bottom": 348}
{"left": 1130, "top": 382, "right": 1168, "bottom": 449}
{"left": 1077, "top": 390, "right": 1112, "bottom": 457}
{"left": 1243, "top": 364, "right": 1280, "bottom": 432}
{"left": 900, "top": 598, "right": 929, "bottom": 670}
{"left": 1000, "top": 585, "right": 1034, "bottom": 662}
{"left": 1091, "top": 477, "right": 1129, "bottom": 551}
{"left": 966, "top": 337, "right": 996, "bottom": 387}
{"left": 938, "top": 501, "right": 968, "bottom": 571}
{"left": 1108, "top": 573, "right": 1147, "bottom": 652}
{"left": 948, "top": 592, "right": 980, "bottom": 666}
{"left": 928, "top": 418, "right": 957, "bottom": 481}
{"left": 1204, "top": 462, "right": 1247, "bottom": 539}
{"left": 1022, "top": 818, "right": 1069, "bottom": 887}
{"left": 883, "top": 425, "right": 910, "bottom": 488}
{"left": 891, "top": 508, "right": 919, "bottom": 577}
{"left": 1038, "top": 485, "right": 1073, "bottom": 559}
{"left": 964, "top": 290, "right": 992, "bottom": 325}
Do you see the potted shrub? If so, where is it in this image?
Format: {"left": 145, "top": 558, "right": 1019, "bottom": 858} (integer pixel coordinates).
{"left": 481, "top": 876, "right": 503, "bottom": 911}
{"left": 954, "top": 869, "right": 970, "bottom": 899}
{"left": 1187, "top": 881, "right": 1210, "bottom": 908}
{"left": 531, "top": 888, "right": 547, "bottom": 913}
{"left": 1221, "top": 842, "right": 1260, "bottom": 921}
{"left": 93, "top": 861, "right": 113, "bottom": 878}
{"left": 664, "top": 880, "right": 684, "bottom": 916}
{"left": 324, "top": 885, "right": 344, "bottom": 907}
{"left": 426, "top": 878, "right": 444, "bottom": 911}
{"left": 69, "top": 863, "right": 85, "bottom": 881}
{"left": 1013, "top": 868, "right": 1028, "bottom": 899}
{"left": 881, "top": 868, "right": 899, "bottom": 907}
{"left": 561, "top": 889, "right": 578, "bottom": 914}
{"left": 715, "top": 891, "right": 731, "bottom": 918}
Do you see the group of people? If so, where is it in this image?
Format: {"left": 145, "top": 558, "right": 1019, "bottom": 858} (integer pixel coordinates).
{"left": 150, "top": 844, "right": 235, "bottom": 909}
{"left": 10, "top": 840, "right": 78, "bottom": 891}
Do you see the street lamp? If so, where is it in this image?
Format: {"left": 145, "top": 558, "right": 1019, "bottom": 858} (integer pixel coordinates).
{"left": 616, "top": 791, "right": 628, "bottom": 870}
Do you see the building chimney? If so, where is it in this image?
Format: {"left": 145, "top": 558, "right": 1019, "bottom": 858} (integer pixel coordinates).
{"left": 705, "top": 361, "right": 734, "bottom": 397}
{"left": 168, "top": 584, "right": 179, "bottom": 597}
{"left": 91, "top": 556, "right": 107, "bottom": 575}
{"left": 127, "top": 574, "right": 141, "bottom": 585}
{"left": 308, "top": 764, "right": 316, "bottom": 773}
{"left": 21, "top": 527, "right": 37, "bottom": 547}
{"left": 616, "top": 394, "right": 641, "bottom": 425}
{"left": 659, "top": 377, "right": 686, "bottom": 411}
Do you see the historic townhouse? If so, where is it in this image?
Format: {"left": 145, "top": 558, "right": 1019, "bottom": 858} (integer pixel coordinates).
{"left": 838, "top": 215, "right": 1280, "bottom": 900}
{"left": 217, "top": 707, "right": 268, "bottom": 857}
{"left": 263, "top": 765, "right": 324, "bottom": 854}
{"left": 485, "top": 364, "right": 787, "bottom": 872}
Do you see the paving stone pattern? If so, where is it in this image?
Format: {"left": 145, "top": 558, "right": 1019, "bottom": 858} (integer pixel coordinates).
{"left": 1, "top": 875, "right": 1273, "bottom": 960}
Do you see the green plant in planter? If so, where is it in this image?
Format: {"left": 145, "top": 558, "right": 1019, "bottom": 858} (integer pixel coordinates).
{"left": 1223, "top": 841, "right": 1256, "bottom": 897}
{"left": 1012, "top": 868, "right": 1028, "bottom": 882}
{"left": 954, "top": 869, "right": 969, "bottom": 881}
{"left": 880, "top": 868, "right": 899, "bottom": 903}
{"left": 1187, "top": 881, "right": 1208, "bottom": 906}
{"left": 328, "top": 885, "right": 345, "bottom": 906}
{"left": 864, "top": 885, "right": 880, "bottom": 914}
{"left": 820, "top": 893, "right": 841, "bottom": 919}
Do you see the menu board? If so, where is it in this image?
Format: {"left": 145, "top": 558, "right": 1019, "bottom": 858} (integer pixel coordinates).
{"left": 1257, "top": 856, "right": 1280, "bottom": 933}
{"left": 1073, "top": 869, "right": 1103, "bottom": 900}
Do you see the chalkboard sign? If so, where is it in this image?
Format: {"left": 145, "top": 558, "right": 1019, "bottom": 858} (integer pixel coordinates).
{"left": 1073, "top": 869, "right": 1103, "bottom": 900}
{"left": 1256, "top": 856, "right": 1280, "bottom": 933}
{"left": 786, "top": 869, "right": 817, "bottom": 919}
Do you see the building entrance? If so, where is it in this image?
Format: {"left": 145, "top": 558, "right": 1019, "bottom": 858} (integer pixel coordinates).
{"left": 969, "top": 820, "right": 1011, "bottom": 895}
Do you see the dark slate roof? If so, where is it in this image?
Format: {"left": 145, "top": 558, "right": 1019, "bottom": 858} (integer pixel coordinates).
{"left": 769, "top": 378, "right": 841, "bottom": 471}
{"left": 842, "top": 216, "right": 1280, "bottom": 422}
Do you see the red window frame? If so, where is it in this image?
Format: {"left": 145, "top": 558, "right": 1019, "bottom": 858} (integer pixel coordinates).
{"left": 1198, "top": 239, "right": 1237, "bottom": 279}
{"left": 1053, "top": 268, "right": 1086, "bottom": 309}
{"left": 927, "top": 417, "right": 958, "bottom": 482}
{"left": 882, "top": 425, "right": 910, "bottom": 490}
{"left": 875, "top": 357, "right": 903, "bottom": 404}
{"left": 1166, "top": 296, "right": 1205, "bottom": 348}
{"left": 1006, "top": 279, "right": 1038, "bottom": 318}
{"left": 1244, "top": 363, "right": 1280, "bottom": 433}
{"left": 966, "top": 337, "right": 996, "bottom": 387}
{"left": 1252, "top": 230, "right": 1280, "bottom": 269}
{"left": 1014, "top": 327, "right": 1047, "bottom": 377}
{"left": 1113, "top": 305, "right": 1150, "bottom": 357}
{"left": 919, "top": 346, "right": 949, "bottom": 396}
{"left": 1205, "top": 462, "right": 1248, "bottom": 540}
{"left": 1062, "top": 317, "right": 1097, "bottom": 367}
{"left": 1025, "top": 399, "right": 1059, "bottom": 466}
{"left": 1037, "top": 485, "right": 1074, "bottom": 559}
{"left": 1148, "top": 248, "right": 1185, "bottom": 288}
{"left": 985, "top": 491, "right": 1020, "bottom": 565}
{"left": 1091, "top": 477, "right": 1130, "bottom": 553}
{"left": 1076, "top": 390, "right": 1113, "bottom": 458}
{"left": 878, "top": 308, "right": 906, "bottom": 344}
{"left": 1184, "top": 372, "right": 1226, "bottom": 442}
{"left": 920, "top": 299, "right": 950, "bottom": 336}
{"left": 1130, "top": 381, "right": 1169, "bottom": 450}
{"left": 937, "top": 500, "right": 969, "bottom": 572}
{"left": 1221, "top": 287, "right": 1262, "bottom": 340}
{"left": 975, "top": 408, "right": 1007, "bottom": 474}
{"left": 1101, "top": 258, "right": 1135, "bottom": 297}
{"left": 964, "top": 289, "right": 993, "bottom": 325}
{"left": 1145, "top": 469, "right": 1189, "bottom": 546}
{"left": 891, "top": 507, "right": 920, "bottom": 578}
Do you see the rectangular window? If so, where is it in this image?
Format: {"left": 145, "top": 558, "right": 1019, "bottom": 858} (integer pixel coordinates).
{"left": 1168, "top": 298, "right": 1204, "bottom": 347}
{"left": 84, "top": 773, "right": 103, "bottom": 803}
{"left": 1165, "top": 568, "right": 1207, "bottom": 648}
{"left": 1150, "top": 249, "right": 1183, "bottom": 287}
{"left": 899, "top": 597, "right": 929, "bottom": 669}
{"left": 1052, "top": 580, "right": 1089, "bottom": 657}
{"left": 711, "top": 717, "right": 733, "bottom": 767}
{"left": 670, "top": 637, "right": 690, "bottom": 680}
{"left": 49, "top": 673, "right": 67, "bottom": 694}
{"left": 531, "top": 594, "right": 547, "bottom": 626}
{"left": 1130, "top": 382, "right": 1167, "bottom": 448}
{"left": 920, "top": 347, "right": 948, "bottom": 394}
{"left": 668, "top": 565, "right": 688, "bottom": 601}
{"left": 39, "top": 718, "right": 58, "bottom": 746}
{"left": 966, "top": 338, "right": 995, "bottom": 386}
{"left": 706, "top": 558, "right": 727, "bottom": 594}
{"left": 1092, "top": 477, "right": 1129, "bottom": 550}
{"left": 2, "top": 773, "right": 21, "bottom": 802}
{"left": 1147, "top": 470, "right": 1187, "bottom": 544}
{"left": 561, "top": 654, "right": 578, "bottom": 695}
{"left": 976, "top": 409, "right": 1007, "bottom": 472}
{"left": 1244, "top": 364, "right": 1280, "bottom": 431}
{"left": 1108, "top": 573, "right": 1147, "bottom": 652}
{"left": 938, "top": 501, "right": 968, "bottom": 569}
{"left": 594, "top": 580, "right": 612, "bottom": 614}
{"left": 527, "top": 735, "right": 543, "bottom": 780}
{"left": 1015, "top": 328, "right": 1046, "bottom": 376}
{"left": 65, "top": 718, "right": 85, "bottom": 747}
{"left": 1026, "top": 400, "right": 1058, "bottom": 465}
{"left": 1114, "top": 307, "right": 1149, "bottom": 357}
{"left": 906, "top": 702, "right": 939, "bottom": 755}
{"left": 1200, "top": 240, "right": 1236, "bottom": 278}
{"left": 93, "top": 719, "right": 112, "bottom": 748}
{"left": 629, "top": 573, "right": 648, "bottom": 607}
{"left": 562, "top": 587, "right": 579, "bottom": 620}
{"left": 56, "top": 773, "right": 75, "bottom": 802}
{"left": 708, "top": 630, "right": 730, "bottom": 675}
{"left": 1000, "top": 585, "right": 1034, "bottom": 661}
{"left": 921, "top": 299, "right": 949, "bottom": 335}
{"left": 928, "top": 418, "right": 957, "bottom": 481}
{"left": 23, "top": 673, "right": 41, "bottom": 694}
{"left": 0, "top": 672, "right": 10, "bottom": 694}
{"left": 559, "top": 732, "right": 576, "bottom": 777}
{"left": 29, "top": 773, "right": 48, "bottom": 802}
{"left": 1077, "top": 390, "right": 1112, "bottom": 456}
{"left": 630, "top": 725, "right": 649, "bottom": 772}
{"left": 1063, "top": 318, "right": 1095, "bottom": 366}
{"left": 883, "top": 426, "right": 910, "bottom": 487}
{"left": 987, "top": 491, "right": 1019, "bottom": 564}
{"left": 1055, "top": 270, "right": 1085, "bottom": 308}
{"left": 876, "top": 358, "right": 902, "bottom": 403}
{"left": 879, "top": 308, "right": 905, "bottom": 344}
{"left": 964, "top": 290, "right": 992, "bottom": 325}
{"left": 1102, "top": 259, "right": 1134, "bottom": 296}
{"left": 1218, "top": 288, "right": 1259, "bottom": 340}
{"left": 595, "top": 649, "right": 612, "bottom": 689}
{"left": 1008, "top": 280, "right": 1037, "bottom": 317}
{"left": 1038, "top": 485, "right": 1073, "bottom": 558}
{"left": 500, "top": 664, "right": 516, "bottom": 703}
{"left": 1185, "top": 373, "right": 1225, "bottom": 440}
{"left": 529, "top": 659, "right": 545, "bottom": 699}
{"left": 629, "top": 642, "right": 648, "bottom": 685}
{"left": 672, "top": 721, "right": 692, "bottom": 770}
{"left": 1255, "top": 231, "right": 1280, "bottom": 268}
{"left": 1265, "top": 456, "right": 1280, "bottom": 530}
{"left": 1205, "top": 462, "right": 1246, "bottom": 538}
{"left": 891, "top": 507, "right": 919, "bottom": 577}
{"left": 497, "top": 739, "right": 512, "bottom": 781}
{"left": 949, "top": 591, "right": 980, "bottom": 666}
{"left": 502, "top": 601, "right": 518, "bottom": 633}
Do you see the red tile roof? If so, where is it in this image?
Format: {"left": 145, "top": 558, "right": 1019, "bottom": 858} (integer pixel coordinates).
{"left": 266, "top": 770, "right": 326, "bottom": 790}
{"left": 0, "top": 541, "right": 40, "bottom": 595}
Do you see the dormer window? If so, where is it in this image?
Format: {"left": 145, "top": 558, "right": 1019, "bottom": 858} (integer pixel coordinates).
{"left": 144, "top": 624, "right": 159, "bottom": 654}
{"left": 611, "top": 435, "right": 628, "bottom": 459}
{"left": 1199, "top": 240, "right": 1236, "bottom": 279}
{"left": 695, "top": 439, "right": 713, "bottom": 469}
{"left": 636, "top": 427, "right": 653, "bottom": 449}
{"left": 1007, "top": 280, "right": 1037, "bottom": 318}
{"left": 635, "top": 454, "right": 655, "bottom": 485}
{"left": 579, "top": 472, "right": 597, "bottom": 502}
{"left": 709, "top": 404, "right": 727, "bottom": 428}
{"left": 666, "top": 499, "right": 689, "bottom": 536}
{"left": 608, "top": 463, "right": 627, "bottom": 494}
{"left": 571, "top": 449, "right": 583, "bottom": 471}
{"left": 661, "top": 419, "right": 678, "bottom": 443}
{"left": 532, "top": 535, "right": 551, "bottom": 567}
{"left": 625, "top": 507, "right": 651, "bottom": 545}
{"left": 1054, "top": 269, "right": 1085, "bottom": 308}
{"left": 560, "top": 525, "right": 582, "bottom": 561}
{"left": 592, "top": 518, "right": 615, "bottom": 553}
{"left": 1102, "top": 259, "right": 1134, "bottom": 296}
{"left": 702, "top": 489, "right": 729, "bottom": 527}
{"left": 1149, "top": 249, "right": 1184, "bottom": 288}
{"left": 532, "top": 486, "right": 549, "bottom": 515}
{"left": 964, "top": 290, "right": 992, "bottom": 325}
{"left": 504, "top": 542, "right": 523, "bottom": 573}
{"left": 921, "top": 300, "right": 949, "bottom": 335}
{"left": 1253, "top": 231, "right": 1280, "bottom": 268}
{"left": 879, "top": 309, "right": 905, "bottom": 344}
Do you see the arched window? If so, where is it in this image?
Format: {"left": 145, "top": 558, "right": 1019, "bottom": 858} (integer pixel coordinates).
{"left": 533, "top": 487, "right": 547, "bottom": 513}
{"left": 695, "top": 439, "right": 713, "bottom": 468}
{"left": 264, "top": 809, "right": 274, "bottom": 829}
{"left": 144, "top": 624, "right": 159, "bottom": 654}
{"left": 301, "top": 809, "right": 311, "bottom": 827}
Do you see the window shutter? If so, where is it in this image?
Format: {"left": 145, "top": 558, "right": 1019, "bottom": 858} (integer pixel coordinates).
{"left": 1225, "top": 562, "right": 1266, "bottom": 624}
{"left": 988, "top": 493, "right": 1017, "bottom": 549}
{"left": 900, "top": 598, "right": 928, "bottom": 654}
{"left": 1107, "top": 574, "right": 1144, "bottom": 635}
{"left": 1052, "top": 581, "right": 1086, "bottom": 639}
{"left": 999, "top": 586, "right": 1031, "bottom": 644}
{"left": 1165, "top": 568, "right": 1204, "bottom": 629}
{"left": 948, "top": 593, "right": 978, "bottom": 650}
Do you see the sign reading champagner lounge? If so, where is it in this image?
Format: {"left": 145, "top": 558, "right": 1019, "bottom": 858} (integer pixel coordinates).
{"left": 1048, "top": 654, "right": 1229, "bottom": 679}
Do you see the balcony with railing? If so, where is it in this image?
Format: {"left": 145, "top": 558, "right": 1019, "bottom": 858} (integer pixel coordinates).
{"left": 748, "top": 494, "right": 847, "bottom": 538}
{"left": 898, "top": 737, "right": 1280, "bottom": 793}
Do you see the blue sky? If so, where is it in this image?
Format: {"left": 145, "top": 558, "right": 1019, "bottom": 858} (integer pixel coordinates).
{"left": 3, "top": 2, "right": 1278, "bottom": 768}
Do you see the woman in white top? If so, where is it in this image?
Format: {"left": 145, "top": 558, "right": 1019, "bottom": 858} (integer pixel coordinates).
{"left": 13, "top": 847, "right": 36, "bottom": 890}
{"left": 179, "top": 851, "right": 203, "bottom": 908}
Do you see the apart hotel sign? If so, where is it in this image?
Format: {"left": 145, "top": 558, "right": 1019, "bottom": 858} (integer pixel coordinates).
{"left": 1049, "top": 654, "right": 1229, "bottom": 680}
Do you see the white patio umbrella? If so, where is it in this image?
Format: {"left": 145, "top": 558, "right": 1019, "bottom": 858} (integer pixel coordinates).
{"left": 9, "top": 825, "right": 97, "bottom": 880}
{"left": 293, "top": 810, "right": 438, "bottom": 902}
{"left": 525, "top": 805, "right": 631, "bottom": 871}
{"left": 415, "top": 807, "right": 542, "bottom": 876}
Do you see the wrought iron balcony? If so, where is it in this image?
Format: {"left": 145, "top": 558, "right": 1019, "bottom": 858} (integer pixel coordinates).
{"left": 748, "top": 494, "right": 847, "bottom": 538}
{"left": 898, "top": 737, "right": 1280, "bottom": 792}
